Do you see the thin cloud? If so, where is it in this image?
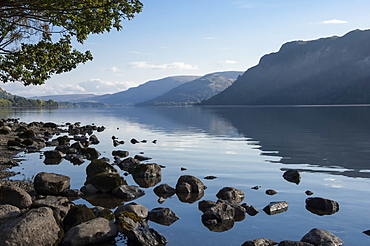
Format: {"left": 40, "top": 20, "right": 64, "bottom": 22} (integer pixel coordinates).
{"left": 220, "top": 60, "right": 238, "bottom": 64}
{"left": 104, "top": 66, "right": 120, "bottom": 72}
{"left": 320, "top": 19, "right": 348, "bottom": 24}
{"left": 127, "top": 51, "right": 155, "bottom": 55}
{"left": 129, "top": 61, "right": 198, "bottom": 70}
{"left": 204, "top": 37, "right": 218, "bottom": 40}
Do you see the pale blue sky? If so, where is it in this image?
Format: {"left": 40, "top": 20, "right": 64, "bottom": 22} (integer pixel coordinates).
{"left": 3, "top": 0, "right": 370, "bottom": 97}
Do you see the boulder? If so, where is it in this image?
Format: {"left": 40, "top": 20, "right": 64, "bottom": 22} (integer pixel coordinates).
{"left": 117, "top": 157, "right": 140, "bottom": 171}
{"left": 278, "top": 241, "right": 315, "bottom": 246}
{"left": 43, "top": 122, "right": 58, "bottom": 128}
{"left": 44, "top": 149, "right": 65, "bottom": 159}
{"left": 0, "top": 207, "right": 61, "bottom": 245}
{"left": 81, "top": 147, "right": 101, "bottom": 160}
{"left": 283, "top": 169, "right": 301, "bottom": 184}
{"left": 148, "top": 207, "right": 180, "bottom": 226}
{"left": 112, "top": 150, "right": 129, "bottom": 158}
{"left": 177, "top": 190, "right": 204, "bottom": 204}
{"left": 216, "top": 187, "right": 244, "bottom": 203}
{"left": 85, "top": 173, "right": 127, "bottom": 193}
{"left": 33, "top": 196, "right": 71, "bottom": 222}
{"left": 176, "top": 175, "right": 206, "bottom": 194}
{"left": 63, "top": 204, "right": 96, "bottom": 232}
{"left": 0, "top": 185, "right": 32, "bottom": 209}
{"left": 80, "top": 184, "right": 99, "bottom": 195}
{"left": 266, "top": 189, "right": 277, "bottom": 195}
{"left": 132, "top": 163, "right": 162, "bottom": 178}
{"left": 70, "top": 141, "right": 84, "bottom": 151}
{"left": 56, "top": 136, "right": 70, "bottom": 146}
{"left": 114, "top": 202, "right": 148, "bottom": 219}
{"left": 301, "top": 228, "right": 343, "bottom": 246}
{"left": 153, "top": 183, "right": 176, "bottom": 198}
{"left": 89, "top": 134, "right": 100, "bottom": 144}
{"left": 17, "top": 129, "right": 36, "bottom": 139}
{"left": 92, "top": 206, "right": 115, "bottom": 221}
{"left": 241, "top": 238, "right": 278, "bottom": 246}
{"left": 116, "top": 211, "right": 168, "bottom": 246}
{"left": 61, "top": 188, "right": 84, "bottom": 197}
{"left": 62, "top": 217, "right": 118, "bottom": 246}
{"left": 34, "top": 172, "right": 71, "bottom": 195}
{"left": 263, "top": 201, "right": 289, "bottom": 215}
{"left": 86, "top": 158, "right": 118, "bottom": 180}
{"left": 112, "top": 185, "right": 145, "bottom": 201}
{"left": 305, "top": 197, "right": 339, "bottom": 216}
{"left": 133, "top": 175, "right": 162, "bottom": 188}
{"left": 202, "top": 218, "right": 235, "bottom": 232}
{"left": 201, "top": 200, "right": 236, "bottom": 222}
{"left": 246, "top": 205, "right": 259, "bottom": 216}
{"left": 198, "top": 200, "right": 216, "bottom": 213}
{"left": 0, "top": 204, "right": 20, "bottom": 220}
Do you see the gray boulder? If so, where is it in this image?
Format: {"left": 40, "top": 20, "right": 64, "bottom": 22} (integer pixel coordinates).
{"left": 86, "top": 158, "right": 118, "bottom": 180}
{"left": 198, "top": 200, "right": 216, "bottom": 213}
{"left": 263, "top": 201, "right": 289, "bottom": 215}
{"left": 176, "top": 175, "right": 206, "bottom": 194}
{"left": 0, "top": 204, "right": 20, "bottom": 220}
{"left": 62, "top": 204, "right": 96, "bottom": 232}
{"left": 44, "top": 149, "right": 64, "bottom": 159}
{"left": 117, "top": 157, "right": 140, "bottom": 171}
{"left": 33, "top": 196, "right": 71, "bottom": 222}
{"left": 148, "top": 207, "right": 180, "bottom": 226}
{"left": 62, "top": 217, "right": 118, "bottom": 246}
{"left": 153, "top": 183, "right": 176, "bottom": 198}
{"left": 201, "top": 200, "right": 235, "bottom": 222}
{"left": 0, "top": 207, "right": 61, "bottom": 246}
{"left": 112, "top": 185, "right": 145, "bottom": 201}
{"left": 216, "top": 187, "right": 245, "bottom": 203}
{"left": 305, "top": 197, "right": 339, "bottom": 216}
{"left": 112, "top": 150, "right": 129, "bottom": 158}
{"left": 114, "top": 202, "right": 148, "bottom": 219}
{"left": 34, "top": 172, "right": 71, "bottom": 195}
{"left": 301, "top": 228, "right": 343, "bottom": 246}
{"left": 0, "top": 185, "right": 32, "bottom": 209}
{"left": 81, "top": 147, "right": 101, "bottom": 160}
{"left": 132, "top": 163, "right": 162, "bottom": 178}
{"left": 80, "top": 184, "right": 98, "bottom": 195}
{"left": 84, "top": 173, "right": 127, "bottom": 193}
{"left": 279, "top": 241, "right": 314, "bottom": 246}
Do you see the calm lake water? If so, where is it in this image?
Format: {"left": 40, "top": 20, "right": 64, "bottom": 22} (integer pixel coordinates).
{"left": 1, "top": 106, "right": 370, "bottom": 245}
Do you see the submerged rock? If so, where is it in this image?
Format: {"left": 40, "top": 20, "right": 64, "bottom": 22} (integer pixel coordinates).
{"left": 153, "top": 184, "right": 176, "bottom": 198}
{"left": 283, "top": 169, "right": 301, "bottom": 184}
{"left": 216, "top": 187, "right": 245, "bottom": 203}
{"left": 132, "top": 163, "right": 162, "bottom": 178}
{"left": 148, "top": 207, "right": 180, "bottom": 226}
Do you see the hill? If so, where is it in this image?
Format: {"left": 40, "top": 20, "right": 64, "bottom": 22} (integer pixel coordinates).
{"left": 83, "top": 75, "right": 201, "bottom": 106}
{"left": 30, "top": 94, "right": 96, "bottom": 102}
{"left": 137, "top": 71, "right": 242, "bottom": 106}
{"left": 202, "top": 29, "right": 370, "bottom": 105}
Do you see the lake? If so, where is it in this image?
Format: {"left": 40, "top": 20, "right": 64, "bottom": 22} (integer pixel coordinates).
{"left": 1, "top": 105, "right": 370, "bottom": 245}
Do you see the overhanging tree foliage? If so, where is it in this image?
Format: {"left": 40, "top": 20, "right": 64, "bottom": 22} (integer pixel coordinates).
{"left": 0, "top": 0, "right": 143, "bottom": 86}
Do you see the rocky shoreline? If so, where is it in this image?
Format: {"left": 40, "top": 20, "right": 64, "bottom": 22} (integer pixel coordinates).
{"left": 0, "top": 118, "right": 348, "bottom": 245}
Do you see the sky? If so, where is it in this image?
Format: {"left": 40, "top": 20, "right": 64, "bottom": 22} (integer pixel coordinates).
{"left": 3, "top": 0, "right": 370, "bottom": 97}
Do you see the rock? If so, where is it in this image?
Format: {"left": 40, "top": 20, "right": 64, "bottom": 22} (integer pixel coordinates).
{"left": 92, "top": 206, "right": 115, "bottom": 221}
{"left": 134, "top": 154, "right": 151, "bottom": 161}
{"left": 114, "top": 202, "right": 148, "bottom": 219}
{"left": 116, "top": 211, "right": 167, "bottom": 246}
{"left": 112, "top": 150, "right": 129, "bottom": 158}
{"left": 63, "top": 204, "right": 96, "bottom": 232}
{"left": 17, "top": 129, "right": 36, "bottom": 138}
{"left": 241, "top": 238, "right": 278, "bottom": 246}
{"left": 148, "top": 207, "right": 180, "bottom": 226}
{"left": 216, "top": 187, "right": 244, "bottom": 203}
{"left": 363, "top": 230, "right": 370, "bottom": 236}
{"left": 70, "top": 141, "right": 84, "bottom": 151}
{"left": 198, "top": 200, "right": 217, "bottom": 213}
{"left": 283, "top": 169, "right": 301, "bottom": 184}
{"left": 130, "top": 138, "right": 140, "bottom": 144}
{"left": 278, "top": 241, "right": 315, "bottom": 246}
{"left": 7, "top": 139, "right": 25, "bottom": 147}
{"left": 0, "top": 127, "right": 11, "bottom": 135}
{"left": 61, "top": 188, "right": 84, "bottom": 197}
{"left": 0, "top": 204, "right": 20, "bottom": 220}
{"left": 89, "top": 134, "right": 100, "bottom": 144}
{"left": 34, "top": 172, "right": 71, "bottom": 195}
{"left": 158, "top": 197, "right": 165, "bottom": 204}
{"left": 251, "top": 185, "right": 261, "bottom": 190}
{"left": 112, "top": 185, "right": 145, "bottom": 201}
{"left": 86, "top": 158, "right": 118, "bottom": 180}
{"left": 133, "top": 175, "right": 162, "bottom": 188}
{"left": 153, "top": 183, "right": 176, "bottom": 198}
{"left": 43, "top": 122, "right": 58, "bottom": 128}
{"left": 44, "top": 149, "right": 64, "bottom": 159}
{"left": 177, "top": 190, "right": 205, "bottom": 203}
{"left": 263, "top": 201, "right": 288, "bottom": 215}
{"left": 0, "top": 185, "right": 32, "bottom": 209}
{"left": 305, "top": 197, "right": 339, "bottom": 216}
{"left": 67, "top": 154, "right": 85, "bottom": 165}
{"left": 202, "top": 218, "right": 235, "bottom": 232}
{"left": 33, "top": 196, "right": 71, "bottom": 222}
{"left": 180, "top": 167, "right": 187, "bottom": 171}
{"left": 0, "top": 207, "right": 61, "bottom": 245}
{"left": 301, "top": 228, "right": 343, "bottom": 246}
{"left": 83, "top": 193, "right": 125, "bottom": 209}
{"left": 204, "top": 175, "right": 217, "bottom": 180}
{"left": 117, "top": 157, "right": 140, "bottom": 171}
{"left": 305, "top": 190, "right": 314, "bottom": 196}
{"left": 81, "top": 147, "right": 101, "bottom": 160}
{"left": 202, "top": 200, "right": 235, "bottom": 222}
{"left": 80, "top": 184, "right": 98, "bottom": 194}
{"left": 266, "top": 189, "right": 277, "bottom": 195}
{"left": 132, "top": 163, "right": 162, "bottom": 178}
{"left": 62, "top": 217, "right": 118, "bottom": 246}
{"left": 246, "top": 205, "right": 259, "bottom": 216}
{"left": 85, "top": 173, "right": 127, "bottom": 193}
{"left": 57, "top": 136, "right": 70, "bottom": 146}
{"left": 176, "top": 175, "right": 206, "bottom": 194}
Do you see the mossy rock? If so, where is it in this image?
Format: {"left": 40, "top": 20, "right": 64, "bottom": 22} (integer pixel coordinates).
{"left": 85, "top": 173, "right": 127, "bottom": 193}
{"left": 62, "top": 204, "right": 96, "bottom": 232}
{"left": 96, "top": 208, "right": 115, "bottom": 221}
